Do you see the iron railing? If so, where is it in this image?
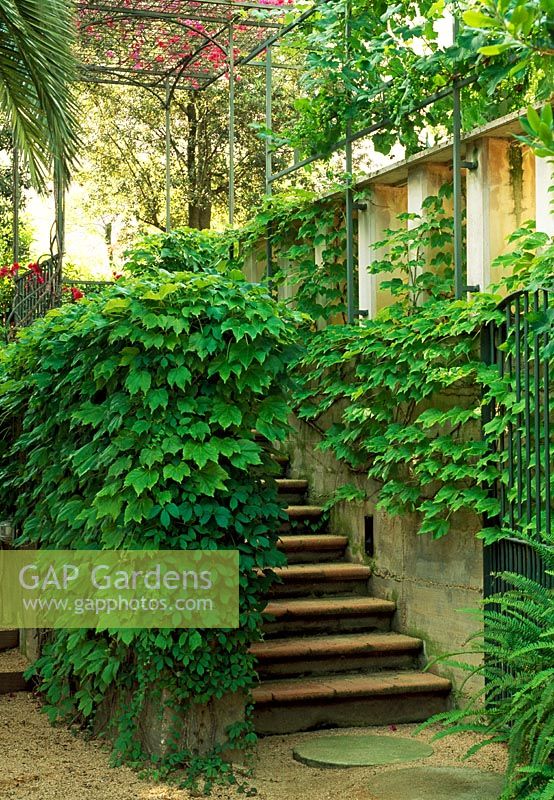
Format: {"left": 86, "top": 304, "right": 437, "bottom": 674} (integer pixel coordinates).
{"left": 5, "top": 256, "right": 62, "bottom": 335}
{"left": 4, "top": 260, "right": 114, "bottom": 340}
{"left": 481, "top": 287, "right": 554, "bottom": 594}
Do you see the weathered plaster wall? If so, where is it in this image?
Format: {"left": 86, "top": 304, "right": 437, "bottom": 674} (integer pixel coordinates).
{"left": 285, "top": 415, "right": 484, "bottom": 699}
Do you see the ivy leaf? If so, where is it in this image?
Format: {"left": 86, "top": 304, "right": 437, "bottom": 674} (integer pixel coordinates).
{"left": 210, "top": 400, "right": 242, "bottom": 430}
{"left": 124, "top": 468, "right": 159, "bottom": 495}
{"left": 147, "top": 388, "right": 169, "bottom": 411}
{"left": 167, "top": 366, "right": 192, "bottom": 390}
{"left": 125, "top": 369, "right": 151, "bottom": 395}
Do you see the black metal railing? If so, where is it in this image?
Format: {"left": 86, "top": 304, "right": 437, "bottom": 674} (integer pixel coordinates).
{"left": 5, "top": 256, "right": 62, "bottom": 335}
{"left": 4, "top": 261, "right": 114, "bottom": 340}
{"left": 481, "top": 287, "right": 554, "bottom": 594}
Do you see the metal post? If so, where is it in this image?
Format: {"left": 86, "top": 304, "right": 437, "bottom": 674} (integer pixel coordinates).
{"left": 165, "top": 78, "right": 172, "bottom": 232}
{"left": 12, "top": 141, "right": 19, "bottom": 264}
{"left": 228, "top": 23, "right": 235, "bottom": 227}
{"left": 265, "top": 45, "right": 272, "bottom": 196}
{"left": 452, "top": 16, "right": 464, "bottom": 300}
{"left": 346, "top": 136, "right": 355, "bottom": 323}
{"left": 345, "top": 0, "right": 355, "bottom": 323}
{"left": 53, "top": 159, "right": 65, "bottom": 304}
{"left": 54, "top": 162, "right": 65, "bottom": 258}
{"left": 265, "top": 45, "right": 273, "bottom": 278}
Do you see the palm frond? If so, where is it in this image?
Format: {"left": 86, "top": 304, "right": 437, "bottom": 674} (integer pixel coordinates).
{"left": 0, "top": 0, "right": 80, "bottom": 190}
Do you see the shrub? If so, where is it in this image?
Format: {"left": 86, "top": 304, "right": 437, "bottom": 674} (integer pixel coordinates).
{"left": 0, "top": 268, "right": 299, "bottom": 785}
{"left": 123, "top": 227, "right": 234, "bottom": 277}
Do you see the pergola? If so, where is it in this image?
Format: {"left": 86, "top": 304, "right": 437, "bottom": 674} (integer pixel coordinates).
{"left": 11, "top": 0, "right": 313, "bottom": 268}
{"left": 10, "top": 1, "right": 478, "bottom": 327}
{"left": 73, "top": 2, "right": 476, "bottom": 313}
{"left": 77, "top": 0, "right": 313, "bottom": 228}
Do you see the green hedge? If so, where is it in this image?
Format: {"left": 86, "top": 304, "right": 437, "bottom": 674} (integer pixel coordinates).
{"left": 0, "top": 268, "right": 299, "bottom": 784}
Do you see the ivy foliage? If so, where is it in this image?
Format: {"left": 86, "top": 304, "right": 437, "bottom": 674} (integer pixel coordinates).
{"left": 122, "top": 190, "right": 355, "bottom": 324}
{"left": 284, "top": 0, "right": 536, "bottom": 159}
{"left": 242, "top": 190, "right": 352, "bottom": 322}
{"left": 292, "top": 298, "right": 503, "bottom": 539}
{"left": 123, "top": 226, "right": 234, "bottom": 277}
{"left": 0, "top": 269, "right": 299, "bottom": 784}
{"left": 290, "top": 189, "right": 553, "bottom": 539}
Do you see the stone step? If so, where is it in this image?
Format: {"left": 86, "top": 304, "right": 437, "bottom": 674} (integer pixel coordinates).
{"left": 277, "top": 534, "right": 348, "bottom": 563}
{"left": 252, "top": 671, "right": 452, "bottom": 734}
{"left": 251, "top": 631, "right": 423, "bottom": 677}
{"left": 263, "top": 596, "right": 396, "bottom": 636}
{"left": 280, "top": 505, "right": 325, "bottom": 532}
{"left": 276, "top": 479, "right": 309, "bottom": 494}
{"left": 275, "top": 479, "right": 309, "bottom": 504}
{"left": 268, "top": 562, "right": 371, "bottom": 598}
{"left": 0, "top": 649, "right": 31, "bottom": 695}
{"left": 0, "top": 630, "right": 19, "bottom": 652}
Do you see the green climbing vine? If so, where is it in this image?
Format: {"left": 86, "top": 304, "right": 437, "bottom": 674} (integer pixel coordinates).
{"left": 0, "top": 268, "right": 300, "bottom": 789}
{"left": 287, "top": 192, "right": 553, "bottom": 541}
{"left": 123, "top": 189, "right": 357, "bottom": 323}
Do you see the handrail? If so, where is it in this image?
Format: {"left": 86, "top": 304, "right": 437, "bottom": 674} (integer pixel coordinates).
{"left": 5, "top": 255, "right": 62, "bottom": 337}
{"left": 495, "top": 285, "right": 554, "bottom": 311}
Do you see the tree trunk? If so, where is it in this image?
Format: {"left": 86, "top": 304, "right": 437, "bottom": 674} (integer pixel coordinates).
{"left": 186, "top": 100, "right": 212, "bottom": 230}
{"left": 188, "top": 203, "right": 212, "bottom": 230}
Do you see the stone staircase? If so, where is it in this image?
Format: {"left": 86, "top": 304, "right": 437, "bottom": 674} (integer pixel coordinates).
{"left": 251, "top": 468, "right": 452, "bottom": 734}
{"left": 0, "top": 630, "right": 30, "bottom": 694}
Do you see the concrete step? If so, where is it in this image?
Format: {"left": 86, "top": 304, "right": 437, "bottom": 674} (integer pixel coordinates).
{"left": 251, "top": 631, "right": 423, "bottom": 677}
{"left": 269, "top": 563, "right": 371, "bottom": 598}
{"left": 280, "top": 505, "right": 326, "bottom": 532}
{"left": 263, "top": 596, "right": 396, "bottom": 636}
{"left": 252, "top": 670, "right": 452, "bottom": 734}
{"left": 276, "top": 479, "right": 309, "bottom": 493}
{"left": 275, "top": 479, "right": 308, "bottom": 504}
{"left": 277, "top": 534, "right": 348, "bottom": 563}
{"left": 0, "top": 630, "right": 19, "bottom": 652}
{"left": 0, "top": 649, "right": 31, "bottom": 694}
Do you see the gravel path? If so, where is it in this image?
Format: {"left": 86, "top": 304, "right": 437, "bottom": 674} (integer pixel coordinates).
{"left": 0, "top": 691, "right": 507, "bottom": 799}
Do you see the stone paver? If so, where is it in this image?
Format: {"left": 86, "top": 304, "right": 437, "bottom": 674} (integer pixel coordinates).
{"left": 252, "top": 670, "right": 452, "bottom": 703}
{"left": 369, "top": 766, "right": 505, "bottom": 800}
{"left": 293, "top": 734, "right": 434, "bottom": 768}
{"left": 251, "top": 632, "right": 422, "bottom": 660}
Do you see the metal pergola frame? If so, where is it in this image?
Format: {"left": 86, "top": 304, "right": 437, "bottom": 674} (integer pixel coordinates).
{"left": 11, "top": 0, "right": 478, "bottom": 323}
{"left": 264, "top": 4, "right": 482, "bottom": 320}
{"left": 11, "top": 0, "right": 314, "bottom": 265}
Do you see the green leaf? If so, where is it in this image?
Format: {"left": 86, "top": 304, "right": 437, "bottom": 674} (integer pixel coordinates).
{"left": 210, "top": 400, "right": 242, "bottom": 430}
{"left": 147, "top": 388, "right": 169, "bottom": 411}
{"left": 163, "top": 463, "right": 191, "bottom": 482}
{"left": 167, "top": 366, "right": 192, "bottom": 390}
{"left": 478, "top": 43, "right": 512, "bottom": 56}
{"left": 125, "top": 369, "right": 151, "bottom": 395}
{"left": 104, "top": 298, "right": 131, "bottom": 314}
{"left": 462, "top": 9, "right": 496, "bottom": 28}
{"left": 124, "top": 468, "right": 159, "bottom": 495}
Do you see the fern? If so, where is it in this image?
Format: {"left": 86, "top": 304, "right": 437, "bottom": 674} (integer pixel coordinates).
{"left": 424, "top": 553, "right": 554, "bottom": 800}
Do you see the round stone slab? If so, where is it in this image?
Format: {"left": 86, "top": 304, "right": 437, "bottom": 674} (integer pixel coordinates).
{"left": 370, "top": 767, "right": 505, "bottom": 800}
{"left": 292, "top": 734, "right": 434, "bottom": 768}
